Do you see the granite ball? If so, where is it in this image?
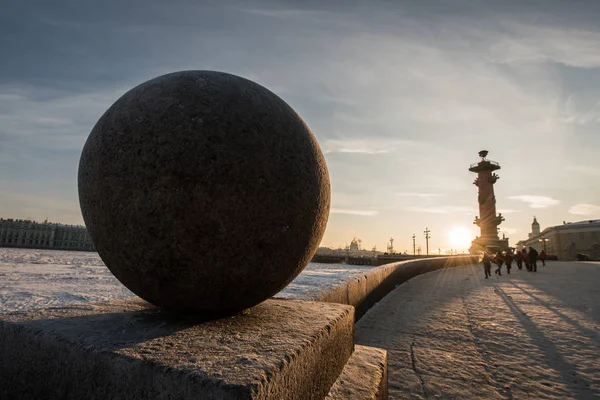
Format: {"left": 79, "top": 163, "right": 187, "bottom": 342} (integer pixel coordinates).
{"left": 78, "top": 70, "right": 330, "bottom": 313}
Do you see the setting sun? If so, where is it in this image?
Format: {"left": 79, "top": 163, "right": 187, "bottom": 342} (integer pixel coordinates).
{"left": 448, "top": 226, "right": 474, "bottom": 250}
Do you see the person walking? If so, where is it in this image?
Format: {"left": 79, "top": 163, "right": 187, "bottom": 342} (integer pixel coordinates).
{"left": 494, "top": 251, "right": 504, "bottom": 276}
{"left": 515, "top": 250, "right": 523, "bottom": 270}
{"left": 539, "top": 249, "right": 547, "bottom": 266}
{"left": 482, "top": 252, "right": 492, "bottom": 279}
{"left": 505, "top": 251, "right": 514, "bottom": 274}
{"left": 522, "top": 248, "right": 530, "bottom": 271}
{"left": 528, "top": 247, "right": 539, "bottom": 272}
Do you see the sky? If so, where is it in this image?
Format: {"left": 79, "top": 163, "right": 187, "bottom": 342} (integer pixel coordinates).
{"left": 1, "top": 0, "right": 600, "bottom": 253}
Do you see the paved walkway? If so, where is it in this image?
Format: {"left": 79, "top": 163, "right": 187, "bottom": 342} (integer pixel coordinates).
{"left": 355, "top": 261, "right": 600, "bottom": 399}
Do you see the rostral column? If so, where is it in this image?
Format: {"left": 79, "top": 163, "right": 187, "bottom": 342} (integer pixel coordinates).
{"left": 469, "top": 150, "right": 508, "bottom": 253}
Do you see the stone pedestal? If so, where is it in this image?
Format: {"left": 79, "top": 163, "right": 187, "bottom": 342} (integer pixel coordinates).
{"left": 326, "top": 345, "right": 388, "bottom": 400}
{"left": 1, "top": 299, "right": 356, "bottom": 399}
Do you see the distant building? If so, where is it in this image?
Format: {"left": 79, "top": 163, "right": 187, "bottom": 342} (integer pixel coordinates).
{"left": 0, "top": 218, "right": 95, "bottom": 252}
{"left": 515, "top": 218, "right": 600, "bottom": 260}
{"left": 349, "top": 238, "right": 359, "bottom": 251}
{"left": 528, "top": 217, "right": 540, "bottom": 238}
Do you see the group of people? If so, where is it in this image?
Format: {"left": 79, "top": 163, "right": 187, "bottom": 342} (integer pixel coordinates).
{"left": 481, "top": 247, "right": 547, "bottom": 279}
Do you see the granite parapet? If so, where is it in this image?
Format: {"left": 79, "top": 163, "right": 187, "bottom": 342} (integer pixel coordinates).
{"left": 0, "top": 298, "right": 353, "bottom": 400}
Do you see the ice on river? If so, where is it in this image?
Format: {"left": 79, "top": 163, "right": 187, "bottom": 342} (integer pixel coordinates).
{"left": 0, "top": 248, "right": 372, "bottom": 312}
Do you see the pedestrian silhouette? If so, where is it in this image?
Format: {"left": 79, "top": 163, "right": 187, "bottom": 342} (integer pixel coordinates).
{"left": 515, "top": 250, "right": 523, "bottom": 270}
{"left": 494, "top": 251, "right": 504, "bottom": 276}
{"left": 528, "top": 247, "right": 539, "bottom": 272}
{"left": 539, "top": 249, "right": 547, "bottom": 266}
{"left": 505, "top": 251, "right": 514, "bottom": 274}
{"left": 522, "top": 248, "right": 530, "bottom": 271}
{"left": 482, "top": 252, "right": 492, "bottom": 279}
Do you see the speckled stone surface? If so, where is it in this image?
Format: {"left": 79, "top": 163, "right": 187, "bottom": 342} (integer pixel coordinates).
{"left": 0, "top": 298, "right": 354, "bottom": 400}
{"left": 78, "top": 70, "right": 330, "bottom": 313}
{"left": 326, "top": 345, "right": 388, "bottom": 400}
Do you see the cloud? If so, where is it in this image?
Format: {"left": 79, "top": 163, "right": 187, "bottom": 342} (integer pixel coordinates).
{"left": 561, "top": 99, "right": 600, "bottom": 125}
{"left": 508, "top": 195, "right": 560, "bottom": 209}
{"left": 321, "top": 138, "right": 424, "bottom": 155}
{"left": 568, "top": 203, "right": 600, "bottom": 216}
{"left": 565, "top": 165, "right": 600, "bottom": 176}
{"left": 322, "top": 140, "right": 391, "bottom": 154}
{"left": 0, "top": 84, "right": 119, "bottom": 151}
{"left": 488, "top": 25, "right": 600, "bottom": 69}
{"left": 231, "top": 7, "right": 321, "bottom": 19}
{"left": 396, "top": 192, "right": 445, "bottom": 198}
{"left": 498, "top": 227, "right": 518, "bottom": 235}
{"left": 497, "top": 209, "right": 521, "bottom": 214}
{"left": 330, "top": 208, "right": 378, "bottom": 217}
{"left": 406, "top": 206, "right": 472, "bottom": 214}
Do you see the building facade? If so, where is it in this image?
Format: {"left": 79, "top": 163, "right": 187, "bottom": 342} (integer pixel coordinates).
{"left": 515, "top": 218, "right": 600, "bottom": 261}
{"left": 0, "top": 218, "right": 95, "bottom": 252}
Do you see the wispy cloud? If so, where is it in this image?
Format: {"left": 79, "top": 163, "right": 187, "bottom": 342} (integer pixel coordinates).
{"left": 0, "top": 85, "right": 119, "bottom": 151}
{"left": 488, "top": 24, "right": 600, "bottom": 69}
{"left": 322, "top": 140, "right": 390, "bottom": 154}
{"left": 565, "top": 165, "right": 600, "bottom": 176}
{"left": 497, "top": 209, "right": 521, "bottom": 214}
{"left": 338, "top": 148, "right": 390, "bottom": 155}
{"left": 396, "top": 192, "right": 444, "bottom": 198}
{"left": 321, "top": 138, "right": 415, "bottom": 154}
{"left": 561, "top": 99, "right": 600, "bottom": 124}
{"left": 568, "top": 203, "right": 600, "bottom": 216}
{"left": 330, "top": 208, "right": 378, "bottom": 217}
{"left": 406, "top": 206, "right": 472, "bottom": 214}
{"left": 498, "top": 227, "right": 518, "bottom": 235}
{"left": 508, "top": 195, "right": 560, "bottom": 209}
{"left": 231, "top": 7, "right": 319, "bottom": 19}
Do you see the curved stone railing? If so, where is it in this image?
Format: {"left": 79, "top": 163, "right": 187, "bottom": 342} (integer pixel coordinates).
{"left": 310, "top": 255, "right": 479, "bottom": 320}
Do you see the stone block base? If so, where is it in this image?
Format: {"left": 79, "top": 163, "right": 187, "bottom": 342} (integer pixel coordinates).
{"left": 327, "top": 345, "right": 388, "bottom": 399}
{"left": 0, "top": 298, "right": 355, "bottom": 399}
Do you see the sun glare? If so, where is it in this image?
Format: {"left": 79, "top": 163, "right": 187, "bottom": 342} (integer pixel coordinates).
{"left": 448, "top": 226, "right": 473, "bottom": 250}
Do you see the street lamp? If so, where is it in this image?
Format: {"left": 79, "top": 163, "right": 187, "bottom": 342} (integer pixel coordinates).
{"left": 423, "top": 228, "right": 430, "bottom": 255}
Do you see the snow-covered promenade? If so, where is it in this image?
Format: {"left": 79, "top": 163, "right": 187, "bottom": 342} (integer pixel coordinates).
{"left": 356, "top": 261, "right": 600, "bottom": 399}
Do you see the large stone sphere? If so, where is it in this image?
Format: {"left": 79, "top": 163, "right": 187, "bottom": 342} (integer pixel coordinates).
{"left": 78, "top": 70, "right": 330, "bottom": 313}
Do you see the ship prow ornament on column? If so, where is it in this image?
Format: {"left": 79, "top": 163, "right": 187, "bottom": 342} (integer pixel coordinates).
{"left": 469, "top": 150, "right": 509, "bottom": 254}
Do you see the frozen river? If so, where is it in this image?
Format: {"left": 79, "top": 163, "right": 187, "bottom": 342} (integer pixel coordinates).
{"left": 0, "top": 248, "right": 372, "bottom": 312}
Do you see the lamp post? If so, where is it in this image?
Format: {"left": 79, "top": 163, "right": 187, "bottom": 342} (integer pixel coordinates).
{"left": 424, "top": 228, "right": 430, "bottom": 255}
